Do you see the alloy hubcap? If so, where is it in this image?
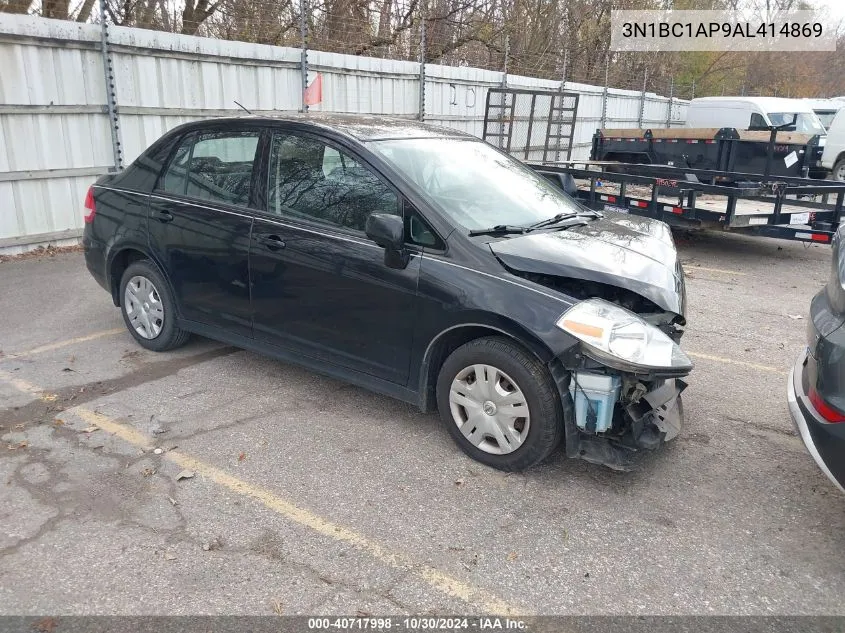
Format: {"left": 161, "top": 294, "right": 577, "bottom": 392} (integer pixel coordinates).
{"left": 124, "top": 275, "right": 164, "bottom": 340}
{"left": 449, "top": 364, "right": 530, "bottom": 455}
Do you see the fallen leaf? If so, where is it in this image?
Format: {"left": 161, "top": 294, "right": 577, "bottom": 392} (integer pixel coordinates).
{"left": 787, "top": 314, "right": 804, "bottom": 320}
{"left": 168, "top": 496, "right": 178, "bottom": 506}
{"left": 62, "top": 367, "right": 74, "bottom": 372}
{"left": 270, "top": 599, "right": 284, "bottom": 616}
{"left": 13, "top": 423, "right": 25, "bottom": 430}
{"left": 175, "top": 470, "right": 195, "bottom": 481}
{"left": 238, "top": 452, "right": 246, "bottom": 461}
{"left": 507, "top": 551, "right": 518, "bottom": 561}
{"left": 54, "top": 419, "right": 65, "bottom": 426}
{"left": 33, "top": 617, "right": 58, "bottom": 633}
{"left": 142, "top": 468, "right": 156, "bottom": 477}
{"left": 454, "top": 478, "right": 465, "bottom": 487}
{"left": 356, "top": 610, "right": 371, "bottom": 618}
{"left": 82, "top": 426, "right": 99, "bottom": 433}
{"left": 7, "top": 441, "right": 28, "bottom": 451}
{"left": 164, "top": 552, "right": 177, "bottom": 561}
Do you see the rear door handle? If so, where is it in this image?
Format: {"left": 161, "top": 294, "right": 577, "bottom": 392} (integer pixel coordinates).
{"left": 153, "top": 209, "right": 174, "bottom": 223}
{"left": 256, "top": 233, "right": 286, "bottom": 250}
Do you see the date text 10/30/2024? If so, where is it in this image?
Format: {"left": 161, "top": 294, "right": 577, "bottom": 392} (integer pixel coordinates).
{"left": 307, "top": 617, "right": 528, "bottom": 630}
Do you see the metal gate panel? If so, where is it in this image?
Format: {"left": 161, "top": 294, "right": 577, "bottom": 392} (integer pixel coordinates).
{"left": 483, "top": 88, "right": 579, "bottom": 163}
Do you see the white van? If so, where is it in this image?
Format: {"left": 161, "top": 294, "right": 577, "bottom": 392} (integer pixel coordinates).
{"left": 821, "top": 109, "right": 845, "bottom": 179}
{"left": 804, "top": 98, "right": 844, "bottom": 131}
{"left": 685, "top": 97, "right": 827, "bottom": 135}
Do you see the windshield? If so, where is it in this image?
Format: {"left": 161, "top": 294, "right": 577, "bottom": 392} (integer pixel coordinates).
{"left": 367, "top": 137, "right": 583, "bottom": 231}
{"left": 768, "top": 111, "right": 826, "bottom": 134}
{"left": 815, "top": 110, "right": 838, "bottom": 131}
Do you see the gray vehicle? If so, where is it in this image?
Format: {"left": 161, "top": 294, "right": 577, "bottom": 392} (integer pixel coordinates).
{"left": 788, "top": 225, "right": 845, "bottom": 493}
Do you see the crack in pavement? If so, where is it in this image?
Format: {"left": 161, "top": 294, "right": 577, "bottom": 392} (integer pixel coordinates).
{"left": 0, "top": 346, "right": 239, "bottom": 429}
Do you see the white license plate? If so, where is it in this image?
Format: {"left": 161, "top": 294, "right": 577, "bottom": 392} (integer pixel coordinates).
{"left": 790, "top": 212, "right": 811, "bottom": 225}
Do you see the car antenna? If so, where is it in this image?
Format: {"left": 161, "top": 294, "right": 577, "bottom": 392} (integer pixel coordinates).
{"left": 233, "top": 100, "right": 252, "bottom": 115}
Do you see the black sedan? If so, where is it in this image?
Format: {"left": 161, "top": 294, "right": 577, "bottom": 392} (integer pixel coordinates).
{"left": 788, "top": 226, "right": 845, "bottom": 493}
{"left": 83, "top": 114, "right": 692, "bottom": 471}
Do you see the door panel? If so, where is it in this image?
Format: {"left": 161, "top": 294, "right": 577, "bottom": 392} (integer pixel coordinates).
{"left": 148, "top": 197, "right": 253, "bottom": 336}
{"left": 250, "top": 130, "right": 420, "bottom": 384}
{"left": 250, "top": 218, "right": 420, "bottom": 383}
{"left": 146, "top": 129, "right": 260, "bottom": 338}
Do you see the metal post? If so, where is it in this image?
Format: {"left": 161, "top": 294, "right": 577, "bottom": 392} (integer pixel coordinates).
{"left": 497, "top": 33, "right": 509, "bottom": 149}
{"left": 99, "top": 0, "right": 122, "bottom": 170}
{"left": 554, "top": 49, "right": 569, "bottom": 163}
{"left": 691, "top": 79, "right": 695, "bottom": 100}
{"left": 560, "top": 49, "right": 568, "bottom": 91}
{"left": 637, "top": 69, "right": 647, "bottom": 129}
{"left": 501, "top": 34, "right": 509, "bottom": 88}
{"left": 418, "top": 4, "right": 426, "bottom": 121}
{"left": 666, "top": 76, "right": 674, "bottom": 128}
{"left": 299, "top": 0, "right": 309, "bottom": 112}
{"left": 600, "top": 56, "right": 609, "bottom": 129}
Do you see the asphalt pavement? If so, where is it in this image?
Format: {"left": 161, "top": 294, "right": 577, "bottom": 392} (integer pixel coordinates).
{"left": 1, "top": 232, "right": 843, "bottom": 616}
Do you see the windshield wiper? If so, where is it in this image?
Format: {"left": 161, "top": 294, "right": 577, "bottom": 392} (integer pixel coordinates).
{"left": 468, "top": 225, "right": 527, "bottom": 237}
{"left": 527, "top": 209, "right": 603, "bottom": 231}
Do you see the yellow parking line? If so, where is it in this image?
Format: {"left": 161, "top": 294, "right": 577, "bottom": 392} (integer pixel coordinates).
{"left": 687, "top": 351, "right": 787, "bottom": 375}
{"left": 685, "top": 266, "right": 746, "bottom": 276}
{"left": 4, "top": 328, "right": 124, "bottom": 359}
{"left": 1, "top": 375, "right": 521, "bottom": 616}
{"left": 0, "top": 370, "right": 57, "bottom": 401}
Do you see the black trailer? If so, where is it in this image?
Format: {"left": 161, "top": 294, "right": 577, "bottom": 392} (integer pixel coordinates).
{"left": 591, "top": 127, "right": 827, "bottom": 180}
{"left": 531, "top": 160, "right": 845, "bottom": 244}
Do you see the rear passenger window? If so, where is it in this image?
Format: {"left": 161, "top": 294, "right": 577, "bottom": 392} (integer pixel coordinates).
{"left": 159, "top": 131, "right": 260, "bottom": 207}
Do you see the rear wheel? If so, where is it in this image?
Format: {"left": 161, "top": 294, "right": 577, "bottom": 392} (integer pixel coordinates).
{"left": 436, "top": 337, "right": 563, "bottom": 471}
{"left": 832, "top": 158, "right": 845, "bottom": 182}
{"left": 119, "top": 260, "right": 189, "bottom": 352}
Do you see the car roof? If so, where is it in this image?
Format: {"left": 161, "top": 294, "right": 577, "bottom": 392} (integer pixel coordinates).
{"left": 182, "top": 113, "right": 476, "bottom": 142}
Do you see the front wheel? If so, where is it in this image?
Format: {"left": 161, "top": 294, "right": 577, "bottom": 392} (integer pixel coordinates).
{"left": 436, "top": 337, "right": 563, "bottom": 471}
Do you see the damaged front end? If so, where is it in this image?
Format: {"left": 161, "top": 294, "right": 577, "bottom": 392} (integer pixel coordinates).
{"left": 549, "top": 298, "right": 692, "bottom": 471}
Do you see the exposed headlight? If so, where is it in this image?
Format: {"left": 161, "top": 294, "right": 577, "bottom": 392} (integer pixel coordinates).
{"left": 557, "top": 298, "right": 693, "bottom": 373}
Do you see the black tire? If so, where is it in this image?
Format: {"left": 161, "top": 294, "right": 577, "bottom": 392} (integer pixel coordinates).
{"left": 436, "top": 336, "right": 563, "bottom": 471}
{"left": 119, "top": 259, "right": 190, "bottom": 352}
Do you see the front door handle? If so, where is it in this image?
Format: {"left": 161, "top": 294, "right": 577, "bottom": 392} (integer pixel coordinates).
{"left": 153, "top": 209, "right": 174, "bottom": 223}
{"left": 257, "top": 233, "right": 286, "bottom": 250}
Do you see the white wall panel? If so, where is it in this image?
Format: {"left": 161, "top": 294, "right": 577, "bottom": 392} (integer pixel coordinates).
{"left": 0, "top": 12, "right": 686, "bottom": 251}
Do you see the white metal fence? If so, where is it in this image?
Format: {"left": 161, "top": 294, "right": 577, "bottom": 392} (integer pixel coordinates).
{"left": 0, "top": 13, "right": 688, "bottom": 253}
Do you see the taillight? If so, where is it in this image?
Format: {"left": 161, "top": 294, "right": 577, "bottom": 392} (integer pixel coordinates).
{"left": 84, "top": 186, "right": 96, "bottom": 223}
{"left": 809, "top": 386, "right": 845, "bottom": 423}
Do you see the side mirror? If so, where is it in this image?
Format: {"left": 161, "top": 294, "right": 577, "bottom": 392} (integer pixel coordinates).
{"left": 365, "top": 213, "right": 409, "bottom": 269}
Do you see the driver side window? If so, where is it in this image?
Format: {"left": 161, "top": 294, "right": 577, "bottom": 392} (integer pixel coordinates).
{"left": 749, "top": 113, "right": 767, "bottom": 129}
{"left": 267, "top": 132, "right": 401, "bottom": 232}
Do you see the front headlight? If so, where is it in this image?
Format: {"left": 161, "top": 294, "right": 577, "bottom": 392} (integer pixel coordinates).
{"left": 557, "top": 298, "right": 693, "bottom": 373}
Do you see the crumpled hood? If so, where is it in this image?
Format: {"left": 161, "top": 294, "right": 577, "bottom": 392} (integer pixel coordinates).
{"left": 489, "top": 214, "right": 685, "bottom": 316}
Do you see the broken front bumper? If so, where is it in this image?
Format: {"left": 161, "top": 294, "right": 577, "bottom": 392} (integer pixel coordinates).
{"left": 564, "top": 377, "right": 687, "bottom": 471}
